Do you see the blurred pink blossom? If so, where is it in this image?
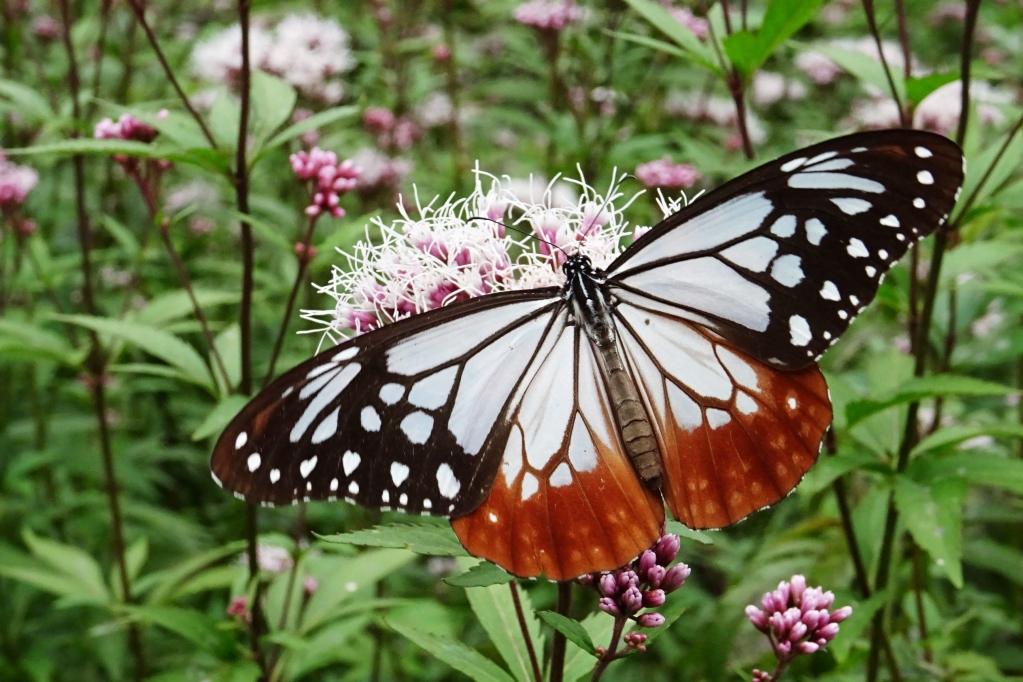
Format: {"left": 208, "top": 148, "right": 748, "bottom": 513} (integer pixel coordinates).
{"left": 751, "top": 71, "right": 808, "bottom": 107}
{"left": 0, "top": 152, "right": 39, "bottom": 209}
{"left": 635, "top": 158, "right": 701, "bottom": 190}
{"left": 662, "top": 3, "right": 708, "bottom": 39}
{"left": 513, "top": 0, "right": 583, "bottom": 31}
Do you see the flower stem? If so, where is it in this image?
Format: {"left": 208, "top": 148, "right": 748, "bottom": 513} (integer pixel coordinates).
{"left": 549, "top": 581, "right": 572, "bottom": 682}
{"left": 440, "top": 2, "right": 467, "bottom": 192}
{"left": 125, "top": 0, "right": 219, "bottom": 150}
{"left": 509, "top": 582, "right": 543, "bottom": 682}
{"left": 264, "top": 215, "right": 319, "bottom": 387}
{"left": 861, "top": 0, "right": 908, "bottom": 127}
{"left": 589, "top": 615, "right": 627, "bottom": 681}
{"left": 57, "top": 0, "right": 145, "bottom": 677}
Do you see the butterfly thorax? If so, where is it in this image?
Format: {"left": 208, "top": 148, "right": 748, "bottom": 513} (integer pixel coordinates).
{"left": 564, "top": 254, "right": 664, "bottom": 490}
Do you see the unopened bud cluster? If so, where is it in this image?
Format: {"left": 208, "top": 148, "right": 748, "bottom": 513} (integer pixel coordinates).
{"left": 580, "top": 534, "right": 690, "bottom": 650}
{"left": 745, "top": 574, "right": 852, "bottom": 673}
{"left": 289, "top": 147, "right": 359, "bottom": 218}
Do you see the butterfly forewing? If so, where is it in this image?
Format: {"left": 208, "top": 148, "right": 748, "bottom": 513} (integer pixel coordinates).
{"left": 609, "top": 130, "right": 964, "bottom": 369}
{"left": 211, "top": 290, "right": 562, "bottom": 515}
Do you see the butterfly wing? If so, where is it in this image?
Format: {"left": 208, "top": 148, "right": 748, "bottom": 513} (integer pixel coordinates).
{"left": 451, "top": 314, "right": 664, "bottom": 580}
{"left": 609, "top": 130, "right": 964, "bottom": 369}
{"left": 211, "top": 289, "right": 563, "bottom": 516}
{"left": 613, "top": 296, "right": 831, "bottom": 528}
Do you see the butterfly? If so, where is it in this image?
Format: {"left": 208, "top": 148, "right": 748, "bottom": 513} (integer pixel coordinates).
{"left": 212, "top": 130, "right": 964, "bottom": 581}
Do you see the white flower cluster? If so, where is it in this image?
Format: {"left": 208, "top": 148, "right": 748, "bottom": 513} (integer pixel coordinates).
{"left": 191, "top": 13, "right": 354, "bottom": 102}
{"left": 302, "top": 168, "right": 682, "bottom": 347}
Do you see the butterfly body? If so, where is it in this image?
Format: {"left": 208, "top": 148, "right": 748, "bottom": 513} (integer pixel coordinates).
{"left": 213, "top": 130, "right": 964, "bottom": 580}
{"left": 564, "top": 254, "right": 665, "bottom": 489}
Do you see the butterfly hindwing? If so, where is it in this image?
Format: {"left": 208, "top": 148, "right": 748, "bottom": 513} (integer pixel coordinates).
{"left": 609, "top": 130, "right": 964, "bottom": 369}
{"left": 452, "top": 316, "right": 664, "bottom": 580}
{"left": 211, "top": 290, "right": 562, "bottom": 515}
{"left": 613, "top": 298, "right": 832, "bottom": 528}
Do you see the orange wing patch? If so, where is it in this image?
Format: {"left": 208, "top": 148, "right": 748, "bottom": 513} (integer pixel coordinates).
{"left": 616, "top": 306, "right": 832, "bottom": 529}
{"left": 452, "top": 328, "right": 663, "bottom": 580}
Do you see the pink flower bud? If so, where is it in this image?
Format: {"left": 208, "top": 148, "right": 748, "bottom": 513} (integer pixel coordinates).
{"left": 645, "top": 564, "right": 665, "bottom": 587}
{"left": 745, "top": 605, "right": 768, "bottom": 630}
{"left": 637, "top": 550, "right": 657, "bottom": 576}
{"left": 660, "top": 563, "right": 690, "bottom": 592}
{"left": 797, "top": 641, "right": 820, "bottom": 655}
{"left": 621, "top": 586, "right": 643, "bottom": 614}
{"left": 830, "top": 606, "right": 853, "bottom": 623}
{"left": 617, "top": 570, "right": 638, "bottom": 590}
{"left": 817, "top": 623, "right": 840, "bottom": 640}
{"left": 598, "top": 573, "right": 618, "bottom": 597}
{"left": 598, "top": 597, "right": 619, "bottom": 616}
{"left": 636, "top": 612, "right": 665, "bottom": 628}
{"left": 643, "top": 589, "right": 666, "bottom": 608}
{"left": 654, "top": 534, "right": 681, "bottom": 565}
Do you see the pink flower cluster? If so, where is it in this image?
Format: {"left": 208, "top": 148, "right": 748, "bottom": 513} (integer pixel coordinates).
{"left": 0, "top": 152, "right": 39, "bottom": 209}
{"left": 581, "top": 534, "right": 691, "bottom": 643}
{"left": 745, "top": 575, "right": 852, "bottom": 670}
{"left": 362, "top": 106, "right": 422, "bottom": 151}
{"left": 289, "top": 147, "right": 360, "bottom": 218}
{"left": 663, "top": 3, "right": 708, "bottom": 39}
{"left": 634, "top": 158, "right": 701, "bottom": 190}
{"left": 513, "top": 0, "right": 583, "bottom": 31}
{"left": 94, "top": 113, "right": 159, "bottom": 144}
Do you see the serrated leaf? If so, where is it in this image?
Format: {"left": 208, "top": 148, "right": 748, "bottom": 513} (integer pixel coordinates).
{"left": 459, "top": 559, "right": 543, "bottom": 682}
{"left": 895, "top": 477, "right": 964, "bottom": 587}
{"left": 445, "top": 561, "right": 512, "bottom": 587}
{"left": 538, "top": 611, "right": 596, "bottom": 657}
{"left": 54, "top": 314, "right": 214, "bottom": 391}
{"left": 723, "top": 0, "right": 824, "bottom": 77}
{"left": 386, "top": 617, "right": 516, "bottom": 682}
{"left": 192, "top": 395, "right": 249, "bottom": 441}
{"left": 622, "top": 0, "right": 720, "bottom": 74}
{"left": 911, "top": 423, "right": 1023, "bottom": 457}
{"left": 846, "top": 374, "right": 1017, "bottom": 426}
{"left": 318, "top": 521, "right": 468, "bottom": 557}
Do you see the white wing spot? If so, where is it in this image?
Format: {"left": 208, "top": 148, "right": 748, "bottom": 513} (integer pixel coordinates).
{"left": 503, "top": 424, "right": 525, "bottom": 485}
{"left": 330, "top": 478, "right": 339, "bottom": 491}
{"left": 520, "top": 472, "right": 539, "bottom": 501}
{"left": 717, "top": 347, "right": 759, "bottom": 390}
{"left": 805, "top": 150, "right": 839, "bottom": 165}
{"left": 408, "top": 366, "right": 458, "bottom": 410}
{"left": 820, "top": 281, "right": 840, "bottom": 301}
{"left": 423, "top": 497, "right": 431, "bottom": 509}
{"left": 348, "top": 481, "right": 360, "bottom": 495}
{"left": 866, "top": 265, "right": 878, "bottom": 277}
{"left": 736, "top": 391, "right": 758, "bottom": 415}
{"left": 913, "top": 197, "right": 926, "bottom": 209}
{"left": 706, "top": 408, "right": 731, "bottom": 429}
{"left": 849, "top": 295, "right": 860, "bottom": 306}
{"left": 914, "top": 146, "right": 933, "bottom": 158}
{"left": 270, "top": 468, "right": 281, "bottom": 484}
{"left": 300, "top": 456, "right": 318, "bottom": 479}
{"left": 361, "top": 405, "right": 381, "bottom": 432}
{"left": 847, "top": 238, "right": 869, "bottom": 258}
{"left": 769, "top": 214, "right": 797, "bottom": 238}
{"left": 400, "top": 411, "right": 434, "bottom": 444}
{"left": 917, "top": 170, "right": 934, "bottom": 185}
{"left": 306, "top": 362, "right": 338, "bottom": 380}
{"left": 333, "top": 346, "right": 358, "bottom": 362}
{"left": 436, "top": 463, "right": 460, "bottom": 499}
{"left": 770, "top": 254, "right": 804, "bottom": 287}
{"left": 831, "top": 198, "right": 871, "bottom": 215}
{"left": 399, "top": 493, "right": 408, "bottom": 505}
{"left": 281, "top": 386, "right": 294, "bottom": 398}
{"left": 488, "top": 512, "right": 498, "bottom": 523}
{"left": 780, "top": 157, "right": 806, "bottom": 172}
{"left": 789, "top": 315, "right": 811, "bottom": 347}
{"left": 878, "top": 249, "right": 889, "bottom": 260}
{"left": 390, "top": 461, "right": 410, "bottom": 487}
{"left": 838, "top": 310, "right": 849, "bottom": 320}
{"left": 382, "top": 490, "right": 390, "bottom": 504}
{"left": 550, "top": 462, "right": 573, "bottom": 488}
{"left": 379, "top": 383, "right": 405, "bottom": 405}
{"left": 342, "top": 450, "right": 361, "bottom": 475}
{"left": 721, "top": 237, "right": 778, "bottom": 273}
{"left": 805, "top": 218, "right": 826, "bottom": 245}
{"left": 789, "top": 172, "right": 885, "bottom": 193}
{"left": 880, "top": 214, "right": 900, "bottom": 227}
{"left": 246, "top": 453, "right": 261, "bottom": 472}
{"left": 567, "top": 416, "right": 598, "bottom": 473}
{"left": 235, "top": 432, "right": 248, "bottom": 449}
{"left": 291, "top": 363, "right": 361, "bottom": 443}
{"left": 311, "top": 407, "right": 340, "bottom": 444}
{"left": 787, "top": 396, "right": 798, "bottom": 409}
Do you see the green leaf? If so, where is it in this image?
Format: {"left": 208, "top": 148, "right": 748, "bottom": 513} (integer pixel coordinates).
{"left": 460, "top": 560, "right": 543, "bottom": 682}
{"left": 318, "top": 521, "right": 468, "bottom": 557}
{"left": 538, "top": 611, "right": 596, "bottom": 657}
{"left": 386, "top": 618, "right": 516, "bottom": 682}
{"left": 963, "top": 538, "right": 1023, "bottom": 588}
{"left": 911, "top": 423, "right": 1023, "bottom": 457}
{"left": 54, "top": 314, "right": 214, "bottom": 391}
{"left": 622, "top": 0, "right": 721, "bottom": 74}
{"left": 125, "top": 605, "right": 235, "bottom": 658}
{"left": 724, "top": 0, "right": 825, "bottom": 77}
{"left": 828, "top": 589, "right": 889, "bottom": 663}
{"left": 797, "top": 450, "right": 880, "bottom": 496}
{"left": 906, "top": 71, "right": 959, "bottom": 105}
{"left": 249, "top": 72, "right": 297, "bottom": 154}
{"left": 263, "top": 105, "right": 357, "bottom": 152}
{"left": 22, "top": 530, "right": 110, "bottom": 602}
{"left": 895, "top": 477, "right": 964, "bottom": 587}
{"left": 214, "top": 324, "right": 241, "bottom": 392}
{"left": 846, "top": 374, "right": 1018, "bottom": 426}
{"left": 0, "top": 78, "right": 54, "bottom": 121}
{"left": 209, "top": 90, "right": 241, "bottom": 150}
{"left": 3, "top": 138, "right": 165, "bottom": 159}
{"left": 0, "top": 318, "right": 82, "bottom": 366}
{"left": 135, "top": 289, "right": 239, "bottom": 326}
{"left": 909, "top": 453, "right": 1023, "bottom": 496}
{"left": 192, "top": 395, "right": 249, "bottom": 441}
{"left": 665, "top": 521, "right": 716, "bottom": 544}
{"left": 445, "top": 561, "right": 513, "bottom": 587}
{"left": 562, "top": 613, "right": 615, "bottom": 681}
{"left": 956, "top": 125, "right": 1023, "bottom": 218}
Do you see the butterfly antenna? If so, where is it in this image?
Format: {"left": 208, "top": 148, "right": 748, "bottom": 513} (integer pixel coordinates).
{"left": 467, "top": 215, "right": 571, "bottom": 261}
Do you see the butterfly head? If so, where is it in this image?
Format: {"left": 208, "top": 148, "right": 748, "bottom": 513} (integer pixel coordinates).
{"left": 562, "top": 253, "right": 595, "bottom": 280}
